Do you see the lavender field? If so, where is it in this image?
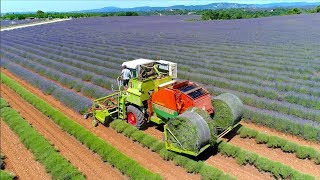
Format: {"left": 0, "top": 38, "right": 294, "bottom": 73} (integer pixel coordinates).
{"left": 1, "top": 14, "right": 320, "bottom": 141}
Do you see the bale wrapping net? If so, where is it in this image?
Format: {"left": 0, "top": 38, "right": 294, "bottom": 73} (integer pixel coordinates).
{"left": 188, "top": 108, "right": 218, "bottom": 145}
{"left": 166, "top": 108, "right": 217, "bottom": 153}
{"left": 212, "top": 93, "right": 244, "bottom": 130}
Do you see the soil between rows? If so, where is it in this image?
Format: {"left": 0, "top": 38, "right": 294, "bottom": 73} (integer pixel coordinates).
{"left": 146, "top": 122, "right": 320, "bottom": 178}
{"left": 0, "top": 120, "right": 50, "bottom": 180}
{"left": 241, "top": 121, "right": 320, "bottom": 151}
{"left": 223, "top": 134, "right": 320, "bottom": 177}
{"left": 145, "top": 126, "right": 273, "bottom": 180}
{"left": 2, "top": 69, "right": 199, "bottom": 180}
{"left": 1, "top": 84, "right": 125, "bottom": 180}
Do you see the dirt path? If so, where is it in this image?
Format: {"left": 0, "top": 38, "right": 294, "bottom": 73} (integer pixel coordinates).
{"left": 0, "top": 121, "right": 50, "bottom": 180}
{"left": 0, "top": 19, "right": 71, "bottom": 32}
{"left": 224, "top": 135, "right": 320, "bottom": 177}
{"left": 2, "top": 69, "right": 200, "bottom": 180}
{"left": 241, "top": 121, "right": 320, "bottom": 151}
{"left": 1, "top": 85, "right": 125, "bottom": 180}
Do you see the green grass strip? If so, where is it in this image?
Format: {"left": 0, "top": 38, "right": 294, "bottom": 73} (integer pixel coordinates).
{"left": 110, "top": 119, "right": 236, "bottom": 180}
{"left": 1, "top": 73, "right": 161, "bottom": 180}
{"left": 217, "top": 141, "right": 315, "bottom": 179}
{"left": 0, "top": 98, "right": 9, "bottom": 108}
{"left": 0, "top": 98, "right": 85, "bottom": 180}
{"left": 237, "top": 126, "right": 320, "bottom": 165}
{"left": 0, "top": 170, "right": 15, "bottom": 180}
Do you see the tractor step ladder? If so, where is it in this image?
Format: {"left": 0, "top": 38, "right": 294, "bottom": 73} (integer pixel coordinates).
{"left": 118, "top": 93, "right": 126, "bottom": 120}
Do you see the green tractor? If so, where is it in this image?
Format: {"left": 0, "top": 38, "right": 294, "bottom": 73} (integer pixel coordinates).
{"left": 84, "top": 59, "right": 243, "bottom": 156}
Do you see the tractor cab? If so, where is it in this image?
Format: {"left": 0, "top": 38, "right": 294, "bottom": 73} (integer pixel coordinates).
{"left": 120, "top": 59, "right": 177, "bottom": 107}
{"left": 121, "top": 59, "right": 177, "bottom": 80}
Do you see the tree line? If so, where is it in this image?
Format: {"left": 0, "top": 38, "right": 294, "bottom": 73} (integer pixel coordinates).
{"left": 1, "top": 11, "right": 139, "bottom": 20}
{"left": 1, "top": 5, "right": 319, "bottom": 20}
{"left": 201, "top": 6, "right": 320, "bottom": 20}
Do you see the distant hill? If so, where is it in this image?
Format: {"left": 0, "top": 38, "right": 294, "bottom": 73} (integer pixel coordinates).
{"left": 2, "top": 2, "right": 320, "bottom": 14}
{"left": 81, "top": 2, "right": 320, "bottom": 12}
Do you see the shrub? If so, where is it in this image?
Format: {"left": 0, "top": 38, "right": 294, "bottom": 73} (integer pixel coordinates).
{"left": 172, "top": 156, "right": 189, "bottom": 166}
{"left": 281, "top": 141, "right": 298, "bottom": 153}
{"left": 184, "top": 160, "right": 204, "bottom": 173}
{"left": 141, "top": 136, "right": 157, "bottom": 148}
{"left": 296, "top": 146, "right": 310, "bottom": 159}
{"left": 159, "top": 149, "right": 175, "bottom": 161}
{"left": 123, "top": 126, "right": 138, "bottom": 137}
{"left": 238, "top": 126, "right": 258, "bottom": 138}
{"left": 255, "top": 133, "right": 269, "bottom": 144}
{"left": 266, "top": 136, "right": 287, "bottom": 148}
{"left": 150, "top": 141, "right": 165, "bottom": 153}
{"left": 199, "top": 165, "right": 232, "bottom": 180}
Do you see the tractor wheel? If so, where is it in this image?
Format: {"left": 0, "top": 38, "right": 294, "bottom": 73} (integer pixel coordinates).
{"left": 126, "top": 105, "right": 145, "bottom": 129}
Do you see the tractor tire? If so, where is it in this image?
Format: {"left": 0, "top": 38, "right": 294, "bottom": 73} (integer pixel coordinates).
{"left": 126, "top": 105, "right": 145, "bottom": 129}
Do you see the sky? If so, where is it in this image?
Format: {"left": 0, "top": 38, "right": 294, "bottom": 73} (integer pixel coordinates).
{"left": 1, "top": 0, "right": 320, "bottom": 13}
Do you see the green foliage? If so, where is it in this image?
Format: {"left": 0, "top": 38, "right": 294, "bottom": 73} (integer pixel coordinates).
{"left": 0, "top": 98, "right": 9, "bottom": 108}
{"left": 266, "top": 136, "right": 286, "bottom": 148}
{"left": 202, "top": 8, "right": 295, "bottom": 21}
{"left": 287, "top": 8, "right": 301, "bottom": 15}
{"left": 314, "top": 153, "right": 320, "bottom": 165}
{"left": 237, "top": 126, "right": 320, "bottom": 165}
{"left": 0, "top": 73, "right": 160, "bottom": 179}
{"left": 238, "top": 126, "right": 258, "bottom": 138}
{"left": 150, "top": 141, "right": 165, "bottom": 153}
{"left": 218, "top": 142, "right": 240, "bottom": 158}
{"left": 0, "top": 170, "right": 15, "bottom": 180}
{"left": 172, "top": 155, "right": 189, "bottom": 166}
{"left": 184, "top": 160, "right": 204, "bottom": 173}
{"left": 296, "top": 146, "right": 310, "bottom": 159}
{"left": 218, "top": 141, "right": 314, "bottom": 179}
{"left": 36, "top": 10, "right": 45, "bottom": 14}
{"left": 0, "top": 103, "right": 85, "bottom": 179}
{"left": 255, "top": 133, "right": 269, "bottom": 144}
{"left": 281, "top": 141, "right": 298, "bottom": 153}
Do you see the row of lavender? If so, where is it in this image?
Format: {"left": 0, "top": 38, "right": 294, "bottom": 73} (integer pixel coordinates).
{"left": 2, "top": 55, "right": 319, "bottom": 142}
{"left": 1, "top": 33, "right": 320, "bottom": 123}
{"left": 1, "top": 44, "right": 319, "bottom": 126}
{"left": 4, "top": 41, "right": 318, "bottom": 124}
{"left": 2, "top": 36, "right": 319, "bottom": 99}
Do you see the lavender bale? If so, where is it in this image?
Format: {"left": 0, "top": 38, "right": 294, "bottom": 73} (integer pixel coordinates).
{"left": 166, "top": 109, "right": 212, "bottom": 153}
{"left": 212, "top": 93, "right": 244, "bottom": 130}
{"left": 188, "top": 107, "right": 218, "bottom": 145}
